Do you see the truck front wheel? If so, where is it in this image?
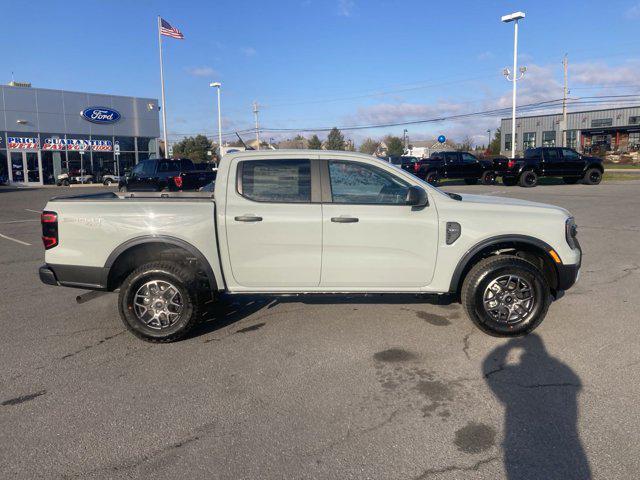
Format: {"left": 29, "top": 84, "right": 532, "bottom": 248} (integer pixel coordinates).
{"left": 118, "top": 261, "right": 201, "bottom": 342}
{"left": 461, "top": 256, "right": 550, "bottom": 337}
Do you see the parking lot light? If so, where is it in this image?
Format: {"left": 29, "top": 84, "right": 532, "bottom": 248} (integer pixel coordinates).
{"left": 210, "top": 82, "right": 222, "bottom": 154}
{"left": 502, "top": 11, "right": 526, "bottom": 159}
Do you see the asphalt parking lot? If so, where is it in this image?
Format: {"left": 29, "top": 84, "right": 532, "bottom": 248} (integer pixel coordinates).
{"left": 1, "top": 181, "right": 639, "bottom": 479}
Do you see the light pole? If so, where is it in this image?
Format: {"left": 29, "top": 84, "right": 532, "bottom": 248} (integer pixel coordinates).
{"left": 209, "top": 82, "right": 222, "bottom": 154}
{"left": 487, "top": 129, "right": 491, "bottom": 149}
{"left": 502, "top": 11, "right": 526, "bottom": 159}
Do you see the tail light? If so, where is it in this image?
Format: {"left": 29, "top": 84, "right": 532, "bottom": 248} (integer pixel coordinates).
{"left": 173, "top": 176, "right": 183, "bottom": 189}
{"left": 41, "top": 211, "right": 58, "bottom": 250}
{"left": 413, "top": 162, "right": 420, "bottom": 173}
{"left": 507, "top": 159, "right": 515, "bottom": 168}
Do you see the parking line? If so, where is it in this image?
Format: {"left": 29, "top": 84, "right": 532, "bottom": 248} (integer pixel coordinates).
{"left": 0, "top": 219, "right": 40, "bottom": 224}
{"left": 25, "top": 209, "right": 41, "bottom": 214}
{"left": 0, "top": 233, "right": 32, "bottom": 246}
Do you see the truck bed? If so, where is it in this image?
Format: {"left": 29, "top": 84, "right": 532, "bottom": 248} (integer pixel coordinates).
{"left": 50, "top": 191, "right": 214, "bottom": 202}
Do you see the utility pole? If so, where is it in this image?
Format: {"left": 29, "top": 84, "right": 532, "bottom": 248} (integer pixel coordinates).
{"left": 403, "top": 129, "right": 408, "bottom": 151}
{"left": 562, "top": 54, "right": 569, "bottom": 147}
{"left": 253, "top": 101, "right": 260, "bottom": 150}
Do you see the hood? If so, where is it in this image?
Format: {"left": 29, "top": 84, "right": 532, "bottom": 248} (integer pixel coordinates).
{"left": 455, "top": 193, "right": 570, "bottom": 215}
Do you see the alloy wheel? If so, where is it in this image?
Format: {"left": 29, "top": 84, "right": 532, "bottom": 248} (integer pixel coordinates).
{"left": 133, "top": 280, "right": 183, "bottom": 329}
{"left": 482, "top": 274, "right": 535, "bottom": 324}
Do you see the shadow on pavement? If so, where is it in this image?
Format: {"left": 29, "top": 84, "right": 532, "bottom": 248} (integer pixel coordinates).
{"left": 482, "top": 334, "right": 591, "bottom": 480}
{"left": 188, "top": 293, "right": 458, "bottom": 339}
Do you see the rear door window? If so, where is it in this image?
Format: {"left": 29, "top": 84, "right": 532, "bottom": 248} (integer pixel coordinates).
{"left": 544, "top": 149, "right": 560, "bottom": 162}
{"left": 461, "top": 153, "right": 477, "bottom": 164}
{"left": 158, "top": 160, "right": 180, "bottom": 173}
{"left": 239, "top": 159, "right": 311, "bottom": 203}
{"left": 444, "top": 152, "right": 459, "bottom": 163}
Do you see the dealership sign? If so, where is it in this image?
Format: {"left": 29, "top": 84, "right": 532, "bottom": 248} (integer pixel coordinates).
{"left": 42, "top": 138, "right": 113, "bottom": 151}
{"left": 8, "top": 137, "right": 39, "bottom": 149}
{"left": 80, "top": 107, "right": 121, "bottom": 124}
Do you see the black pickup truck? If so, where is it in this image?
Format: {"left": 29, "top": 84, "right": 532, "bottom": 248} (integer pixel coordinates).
{"left": 414, "top": 151, "right": 496, "bottom": 186}
{"left": 501, "top": 147, "right": 604, "bottom": 187}
{"left": 119, "top": 158, "right": 217, "bottom": 192}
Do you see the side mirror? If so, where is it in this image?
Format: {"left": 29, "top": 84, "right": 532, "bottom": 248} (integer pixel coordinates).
{"left": 406, "top": 185, "right": 429, "bottom": 207}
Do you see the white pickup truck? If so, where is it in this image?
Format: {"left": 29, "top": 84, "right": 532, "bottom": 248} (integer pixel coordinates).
{"left": 39, "top": 150, "right": 581, "bottom": 342}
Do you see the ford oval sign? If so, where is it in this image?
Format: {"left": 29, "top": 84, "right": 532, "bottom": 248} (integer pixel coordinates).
{"left": 81, "top": 107, "right": 121, "bottom": 124}
{"left": 437, "top": 135, "right": 446, "bottom": 143}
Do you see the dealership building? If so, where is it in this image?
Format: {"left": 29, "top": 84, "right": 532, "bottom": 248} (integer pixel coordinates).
{"left": 0, "top": 83, "right": 160, "bottom": 185}
{"left": 500, "top": 105, "right": 640, "bottom": 156}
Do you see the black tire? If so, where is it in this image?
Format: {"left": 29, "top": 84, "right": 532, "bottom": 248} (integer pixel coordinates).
{"left": 481, "top": 171, "right": 496, "bottom": 185}
{"left": 119, "top": 185, "right": 127, "bottom": 192}
{"left": 464, "top": 178, "right": 478, "bottom": 185}
{"left": 103, "top": 179, "right": 112, "bottom": 186}
{"left": 118, "top": 261, "right": 201, "bottom": 342}
{"left": 502, "top": 176, "right": 517, "bottom": 186}
{"left": 519, "top": 170, "right": 538, "bottom": 188}
{"left": 563, "top": 177, "right": 580, "bottom": 184}
{"left": 62, "top": 179, "right": 70, "bottom": 187}
{"left": 425, "top": 172, "right": 439, "bottom": 186}
{"left": 583, "top": 168, "right": 602, "bottom": 185}
{"left": 461, "top": 255, "right": 550, "bottom": 337}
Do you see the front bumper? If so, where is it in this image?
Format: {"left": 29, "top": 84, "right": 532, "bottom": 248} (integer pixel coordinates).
{"left": 556, "top": 238, "right": 581, "bottom": 291}
{"left": 556, "top": 263, "right": 580, "bottom": 290}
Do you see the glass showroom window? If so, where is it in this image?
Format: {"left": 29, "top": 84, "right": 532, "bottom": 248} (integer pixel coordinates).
{"left": 629, "top": 132, "right": 640, "bottom": 150}
{"left": 40, "top": 133, "right": 66, "bottom": 184}
{"left": 542, "top": 131, "right": 556, "bottom": 147}
{"left": 90, "top": 135, "right": 115, "bottom": 181}
{"left": 118, "top": 152, "right": 136, "bottom": 176}
{"left": 523, "top": 132, "right": 536, "bottom": 150}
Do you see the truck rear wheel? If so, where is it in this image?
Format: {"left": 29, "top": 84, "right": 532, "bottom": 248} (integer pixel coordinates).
{"left": 426, "top": 172, "right": 439, "bottom": 186}
{"left": 118, "top": 261, "right": 201, "bottom": 342}
{"left": 481, "top": 171, "right": 496, "bottom": 185}
{"left": 519, "top": 170, "right": 538, "bottom": 187}
{"left": 461, "top": 255, "right": 550, "bottom": 337}
{"left": 583, "top": 168, "right": 602, "bottom": 185}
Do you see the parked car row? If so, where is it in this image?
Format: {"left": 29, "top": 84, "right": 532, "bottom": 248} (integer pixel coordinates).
{"left": 118, "top": 158, "right": 217, "bottom": 192}
{"left": 386, "top": 147, "right": 604, "bottom": 187}
{"left": 56, "top": 169, "right": 120, "bottom": 186}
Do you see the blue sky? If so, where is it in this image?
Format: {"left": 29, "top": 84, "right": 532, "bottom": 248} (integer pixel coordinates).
{"left": 4, "top": 0, "right": 640, "bottom": 146}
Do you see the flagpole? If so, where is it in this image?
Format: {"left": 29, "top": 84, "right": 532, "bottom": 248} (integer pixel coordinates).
{"left": 158, "top": 16, "right": 169, "bottom": 158}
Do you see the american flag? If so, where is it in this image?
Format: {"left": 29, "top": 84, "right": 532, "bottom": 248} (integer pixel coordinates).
{"left": 160, "top": 18, "right": 184, "bottom": 39}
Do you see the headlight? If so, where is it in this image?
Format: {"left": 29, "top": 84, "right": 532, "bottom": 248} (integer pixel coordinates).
{"left": 565, "top": 217, "right": 578, "bottom": 249}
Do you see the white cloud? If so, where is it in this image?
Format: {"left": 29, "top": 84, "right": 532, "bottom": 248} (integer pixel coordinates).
{"left": 338, "top": 0, "right": 354, "bottom": 17}
{"left": 626, "top": 3, "right": 640, "bottom": 18}
{"left": 571, "top": 61, "right": 640, "bottom": 86}
{"left": 241, "top": 46, "right": 257, "bottom": 57}
{"left": 185, "top": 66, "right": 218, "bottom": 77}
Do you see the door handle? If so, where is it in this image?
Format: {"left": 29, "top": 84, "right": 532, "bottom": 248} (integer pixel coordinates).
{"left": 235, "top": 215, "right": 263, "bottom": 222}
{"left": 331, "top": 216, "right": 359, "bottom": 223}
